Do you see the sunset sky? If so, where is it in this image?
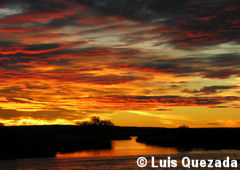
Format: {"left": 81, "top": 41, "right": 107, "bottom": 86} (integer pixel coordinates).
{"left": 0, "top": 0, "right": 240, "bottom": 127}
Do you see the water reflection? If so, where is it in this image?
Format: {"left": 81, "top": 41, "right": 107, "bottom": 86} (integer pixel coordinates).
{"left": 56, "top": 136, "right": 178, "bottom": 158}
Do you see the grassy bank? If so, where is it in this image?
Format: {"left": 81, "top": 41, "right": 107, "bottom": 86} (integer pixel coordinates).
{"left": 136, "top": 128, "right": 240, "bottom": 151}
{"left": 0, "top": 125, "right": 130, "bottom": 159}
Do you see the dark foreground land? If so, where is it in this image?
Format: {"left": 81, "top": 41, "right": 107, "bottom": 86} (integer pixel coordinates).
{"left": 136, "top": 127, "right": 240, "bottom": 151}
{"left": 0, "top": 126, "right": 240, "bottom": 159}
{"left": 0, "top": 125, "right": 130, "bottom": 160}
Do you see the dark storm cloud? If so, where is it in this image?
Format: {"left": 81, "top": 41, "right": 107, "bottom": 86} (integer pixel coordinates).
{"left": 1, "top": 0, "right": 239, "bottom": 47}
{"left": 0, "top": 40, "right": 87, "bottom": 69}
{"left": 0, "top": 0, "right": 69, "bottom": 11}
{"left": 92, "top": 95, "right": 240, "bottom": 106}
{"left": 0, "top": 41, "right": 15, "bottom": 46}
{"left": 183, "top": 85, "right": 238, "bottom": 95}
{"left": 0, "top": 41, "right": 70, "bottom": 55}
{"left": 111, "top": 57, "right": 206, "bottom": 76}
{"left": 210, "top": 54, "right": 240, "bottom": 67}
{"left": 203, "top": 69, "right": 240, "bottom": 79}
{"left": 24, "top": 44, "right": 60, "bottom": 51}
{"left": 75, "top": 0, "right": 189, "bottom": 21}
{"left": 111, "top": 54, "right": 240, "bottom": 79}
{"left": 79, "top": 0, "right": 240, "bottom": 47}
{"left": 0, "top": 43, "right": 147, "bottom": 74}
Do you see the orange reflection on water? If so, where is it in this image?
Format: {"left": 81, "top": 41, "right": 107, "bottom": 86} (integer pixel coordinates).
{"left": 56, "top": 137, "right": 178, "bottom": 158}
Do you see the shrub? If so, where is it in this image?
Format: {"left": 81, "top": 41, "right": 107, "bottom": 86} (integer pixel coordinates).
{"left": 76, "top": 116, "right": 114, "bottom": 127}
{"left": 178, "top": 125, "right": 189, "bottom": 129}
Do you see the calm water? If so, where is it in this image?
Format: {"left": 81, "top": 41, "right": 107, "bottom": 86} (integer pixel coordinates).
{"left": 1, "top": 137, "right": 240, "bottom": 169}
{"left": 56, "top": 136, "right": 179, "bottom": 158}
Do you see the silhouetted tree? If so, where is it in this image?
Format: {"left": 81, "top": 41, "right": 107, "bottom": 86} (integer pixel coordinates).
{"left": 0, "top": 122, "right": 4, "bottom": 126}
{"left": 76, "top": 116, "right": 114, "bottom": 127}
{"left": 178, "top": 125, "right": 189, "bottom": 129}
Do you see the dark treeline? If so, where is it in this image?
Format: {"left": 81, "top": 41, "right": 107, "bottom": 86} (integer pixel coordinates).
{"left": 136, "top": 128, "right": 240, "bottom": 151}
{"left": 0, "top": 125, "right": 130, "bottom": 160}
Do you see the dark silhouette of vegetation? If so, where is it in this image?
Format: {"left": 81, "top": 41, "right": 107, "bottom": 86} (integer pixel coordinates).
{"left": 0, "top": 125, "right": 114, "bottom": 159}
{"left": 136, "top": 128, "right": 240, "bottom": 151}
{"left": 0, "top": 122, "right": 4, "bottom": 126}
{"left": 0, "top": 125, "right": 130, "bottom": 160}
{"left": 76, "top": 116, "right": 114, "bottom": 127}
{"left": 178, "top": 125, "right": 189, "bottom": 129}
